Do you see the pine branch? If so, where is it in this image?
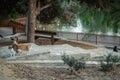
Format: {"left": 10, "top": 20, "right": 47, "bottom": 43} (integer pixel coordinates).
{"left": 35, "top": 0, "right": 54, "bottom": 15}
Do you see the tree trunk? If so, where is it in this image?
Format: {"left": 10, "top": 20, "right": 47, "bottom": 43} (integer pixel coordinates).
{"left": 27, "top": 0, "right": 53, "bottom": 43}
{"left": 27, "top": 0, "right": 36, "bottom": 43}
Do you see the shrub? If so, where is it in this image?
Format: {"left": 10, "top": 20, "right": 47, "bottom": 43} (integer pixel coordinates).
{"left": 73, "top": 61, "right": 86, "bottom": 71}
{"left": 61, "top": 54, "right": 86, "bottom": 73}
{"left": 61, "top": 55, "right": 77, "bottom": 67}
{"left": 100, "top": 53, "right": 120, "bottom": 72}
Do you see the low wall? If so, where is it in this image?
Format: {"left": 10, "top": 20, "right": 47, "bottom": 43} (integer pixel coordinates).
{"left": 35, "top": 38, "right": 101, "bottom": 49}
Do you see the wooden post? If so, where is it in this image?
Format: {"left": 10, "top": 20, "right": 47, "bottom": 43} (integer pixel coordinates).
{"left": 119, "top": 37, "right": 120, "bottom": 46}
{"left": 96, "top": 35, "right": 97, "bottom": 44}
{"left": 76, "top": 33, "right": 78, "bottom": 41}
{"left": 51, "top": 34, "right": 54, "bottom": 45}
{"left": 13, "top": 27, "right": 16, "bottom": 34}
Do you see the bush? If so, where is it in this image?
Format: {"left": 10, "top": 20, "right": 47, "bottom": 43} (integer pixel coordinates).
{"left": 61, "top": 55, "right": 77, "bottom": 67}
{"left": 73, "top": 61, "right": 86, "bottom": 71}
{"left": 100, "top": 53, "right": 120, "bottom": 72}
{"left": 61, "top": 54, "right": 86, "bottom": 73}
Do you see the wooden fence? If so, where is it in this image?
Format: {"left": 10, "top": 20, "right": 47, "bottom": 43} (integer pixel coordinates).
{"left": 0, "top": 20, "right": 26, "bottom": 34}
{"left": 8, "top": 21, "right": 26, "bottom": 34}
{"left": 56, "top": 31, "right": 120, "bottom": 48}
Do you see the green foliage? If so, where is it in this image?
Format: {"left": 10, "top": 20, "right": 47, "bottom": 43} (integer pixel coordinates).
{"left": 110, "top": 0, "right": 120, "bottom": 33}
{"left": 37, "top": 0, "right": 62, "bottom": 24}
{"left": 57, "top": 0, "right": 81, "bottom": 27}
{"left": 61, "top": 54, "right": 86, "bottom": 72}
{"left": 73, "top": 61, "right": 86, "bottom": 71}
{"left": 79, "top": 1, "right": 120, "bottom": 34}
{"left": 100, "top": 53, "right": 120, "bottom": 72}
{"left": 0, "top": 0, "right": 26, "bottom": 20}
{"left": 61, "top": 55, "right": 77, "bottom": 67}
{"left": 79, "top": 4, "right": 110, "bottom": 34}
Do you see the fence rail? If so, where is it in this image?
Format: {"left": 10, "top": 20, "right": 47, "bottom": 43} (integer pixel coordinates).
{"left": 56, "top": 31, "right": 120, "bottom": 48}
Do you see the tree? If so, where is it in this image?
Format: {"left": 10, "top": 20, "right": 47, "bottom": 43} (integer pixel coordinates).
{"left": 27, "top": 0, "right": 55, "bottom": 43}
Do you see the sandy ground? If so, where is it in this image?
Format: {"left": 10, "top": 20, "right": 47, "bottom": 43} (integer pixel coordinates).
{"left": 0, "top": 38, "right": 120, "bottom": 80}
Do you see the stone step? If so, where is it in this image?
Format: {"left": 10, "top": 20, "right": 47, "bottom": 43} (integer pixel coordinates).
{"left": 7, "top": 60, "right": 102, "bottom": 65}
{"left": 7, "top": 60, "right": 120, "bottom": 68}
{"left": 7, "top": 60, "right": 63, "bottom": 64}
{"left": 6, "top": 60, "right": 101, "bottom": 68}
{"left": 7, "top": 60, "right": 65, "bottom": 68}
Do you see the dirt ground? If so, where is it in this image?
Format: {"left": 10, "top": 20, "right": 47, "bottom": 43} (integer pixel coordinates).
{"left": 0, "top": 38, "right": 120, "bottom": 80}
{"left": 0, "top": 57, "right": 120, "bottom": 80}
